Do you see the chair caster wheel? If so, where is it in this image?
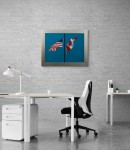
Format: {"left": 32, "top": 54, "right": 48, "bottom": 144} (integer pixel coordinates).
{"left": 78, "top": 134, "right": 81, "bottom": 138}
{"left": 86, "top": 129, "right": 89, "bottom": 133}
{"left": 59, "top": 132, "right": 63, "bottom": 137}
{"left": 94, "top": 131, "right": 98, "bottom": 137}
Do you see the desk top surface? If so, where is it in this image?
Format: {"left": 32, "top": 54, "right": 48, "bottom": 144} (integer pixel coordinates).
{"left": 0, "top": 93, "right": 73, "bottom": 98}
{"left": 29, "top": 93, "right": 73, "bottom": 98}
{"left": 107, "top": 92, "right": 130, "bottom": 95}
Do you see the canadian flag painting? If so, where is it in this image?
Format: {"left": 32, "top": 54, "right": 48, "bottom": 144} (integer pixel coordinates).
{"left": 66, "top": 37, "right": 78, "bottom": 52}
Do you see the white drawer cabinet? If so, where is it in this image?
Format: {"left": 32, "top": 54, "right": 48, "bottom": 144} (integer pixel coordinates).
{"left": 2, "top": 104, "right": 38, "bottom": 141}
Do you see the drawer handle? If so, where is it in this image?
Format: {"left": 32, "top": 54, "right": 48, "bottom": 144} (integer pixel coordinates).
{"left": 6, "top": 107, "right": 21, "bottom": 110}
{"left": 5, "top": 123, "right": 21, "bottom": 126}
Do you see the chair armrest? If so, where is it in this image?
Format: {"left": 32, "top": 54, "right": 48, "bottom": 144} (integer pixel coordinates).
{"left": 74, "top": 97, "right": 83, "bottom": 116}
{"left": 68, "top": 97, "right": 79, "bottom": 101}
{"left": 68, "top": 97, "right": 83, "bottom": 116}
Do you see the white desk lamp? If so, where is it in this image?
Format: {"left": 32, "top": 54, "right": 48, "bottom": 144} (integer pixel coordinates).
{"left": 3, "top": 66, "right": 31, "bottom": 95}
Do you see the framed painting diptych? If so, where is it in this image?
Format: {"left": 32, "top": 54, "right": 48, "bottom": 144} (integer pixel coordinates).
{"left": 41, "top": 30, "right": 88, "bottom": 66}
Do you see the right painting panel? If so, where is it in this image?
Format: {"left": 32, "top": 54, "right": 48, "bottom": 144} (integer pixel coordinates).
{"left": 65, "top": 33, "right": 84, "bottom": 62}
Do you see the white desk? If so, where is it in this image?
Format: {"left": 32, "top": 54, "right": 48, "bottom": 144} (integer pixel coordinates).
{"left": 0, "top": 93, "right": 74, "bottom": 142}
{"left": 106, "top": 92, "right": 130, "bottom": 126}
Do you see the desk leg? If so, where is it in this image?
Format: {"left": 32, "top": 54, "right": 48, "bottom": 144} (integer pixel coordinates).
{"left": 66, "top": 99, "right": 69, "bottom": 127}
{"left": 24, "top": 96, "right": 31, "bottom": 142}
{"left": 71, "top": 96, "right": 74, "bottom": 142}
{"left": 106, "top": 94, "right": 109, "bottom": 123}
{"left": 31, "top": 98, "right": 35, "bottom": 104}
{"left": 110, "top": 94, "right": 113, "bottom": 126}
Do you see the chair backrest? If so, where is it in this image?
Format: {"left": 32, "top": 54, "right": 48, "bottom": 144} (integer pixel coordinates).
{"left": 78, "top": 80, "right": 92, "bottom": 115}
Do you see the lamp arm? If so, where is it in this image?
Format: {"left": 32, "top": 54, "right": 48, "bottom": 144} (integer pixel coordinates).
{"left": 11, "top": 68, "right": 31, "bottom": 78}
{"left": 21, "top": 72, "right": 31, "bottom": 78}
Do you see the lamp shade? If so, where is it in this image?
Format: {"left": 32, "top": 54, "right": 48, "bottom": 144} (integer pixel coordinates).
{"left": 3, "top": 67, "right": 14, "bottom": 77}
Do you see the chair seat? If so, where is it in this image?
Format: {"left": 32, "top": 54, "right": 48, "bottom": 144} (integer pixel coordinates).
{"left": 61, "top": 107, "right": 91, "bottom": 118}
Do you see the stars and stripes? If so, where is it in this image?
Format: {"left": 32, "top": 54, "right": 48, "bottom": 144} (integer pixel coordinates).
{"left": 49, "top": 39, "right": 64, "bottom": 51}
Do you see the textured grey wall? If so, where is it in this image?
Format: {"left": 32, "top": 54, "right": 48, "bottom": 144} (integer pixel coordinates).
{"left": 0, "top": 0, "right": 130, "bottom": 123}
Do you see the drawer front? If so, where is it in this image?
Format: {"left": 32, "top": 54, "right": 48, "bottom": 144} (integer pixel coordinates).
{"left": 2, "top": 105, "right": 23, "bottom": 114}
{"left": 2, "top": 114, "right": 22, "bottom": 121}
{"left": 2, "top": 120, "right": 23, "bottom": 140}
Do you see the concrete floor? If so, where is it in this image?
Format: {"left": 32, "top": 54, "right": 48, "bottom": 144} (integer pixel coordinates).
{"left": 0, "top": 120, "right": 130, "bottom": 150}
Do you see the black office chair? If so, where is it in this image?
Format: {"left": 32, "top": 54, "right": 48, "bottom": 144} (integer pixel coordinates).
{"left": 59, "top": 80, "right": 98, "bottom": 138}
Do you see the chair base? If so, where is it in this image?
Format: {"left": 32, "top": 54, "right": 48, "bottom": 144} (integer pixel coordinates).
{"left": 59, "top": 118, "right": 98, "bottom": 138}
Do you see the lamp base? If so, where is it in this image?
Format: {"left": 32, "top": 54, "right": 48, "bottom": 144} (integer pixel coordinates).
{"left": 15, "top": 92, "right": 25, "bottom": 95}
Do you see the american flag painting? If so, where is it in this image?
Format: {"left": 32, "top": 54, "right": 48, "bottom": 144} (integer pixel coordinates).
{"left": 49, "top": 39, "right": 63, "bottom": 51}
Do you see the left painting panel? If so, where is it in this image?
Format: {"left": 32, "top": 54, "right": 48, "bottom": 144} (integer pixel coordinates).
{"left": 45, "top": 33, "right": 65, "bottom": 62}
